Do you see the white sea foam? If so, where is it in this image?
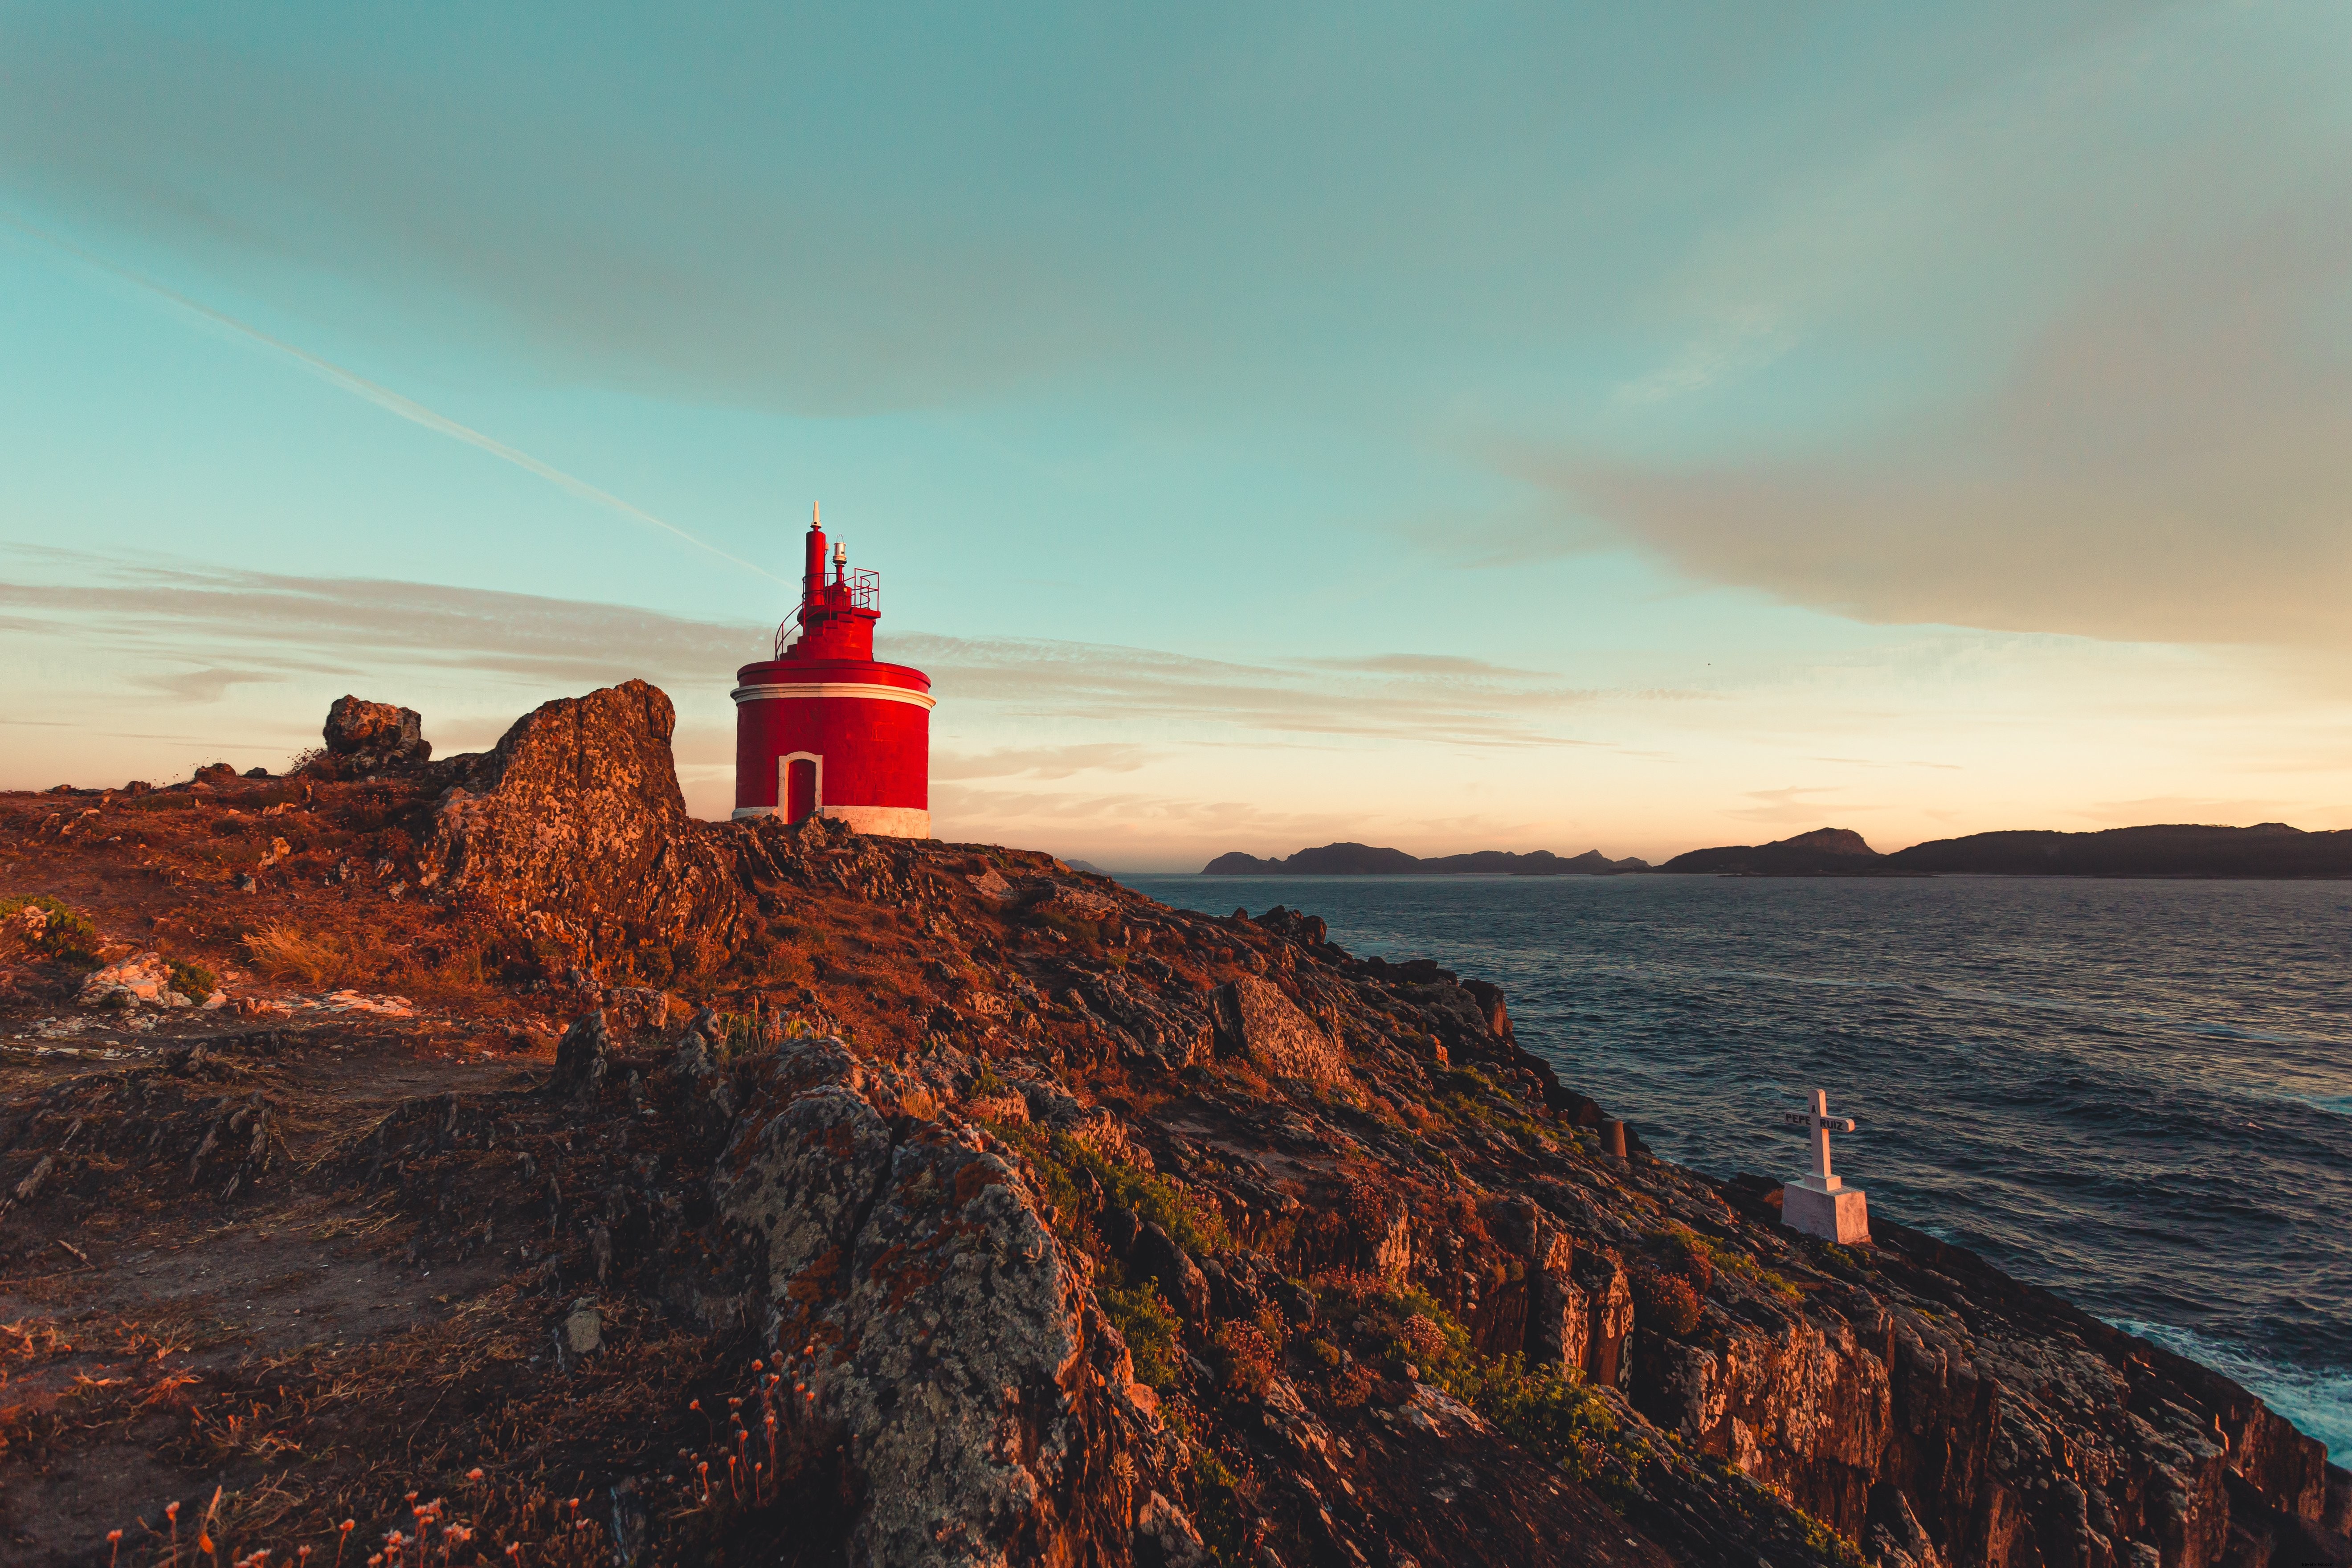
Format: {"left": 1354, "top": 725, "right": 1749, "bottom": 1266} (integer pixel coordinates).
{"left": 2111, "top": 1317, "right": 2351, "bottom": 1462}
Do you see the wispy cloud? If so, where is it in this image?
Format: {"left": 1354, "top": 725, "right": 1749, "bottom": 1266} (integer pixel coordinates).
{"left": 134, "top": 666, "right": 285, "bottom": 702}
{"left": 1613, "top": 309, "right": 1792, "bottom": 404}
{"left": 0, "top": 546, "right": 765, "bottom": 690}
{"left": 2070, "top": 796, "right": 2309, "bottom": 827}
{"left": 1722, "top": 786, "right": 1886, "bottom": 827}
{"left": 2, "top": 551, "right": 1608, "bottom": 750}
{"left": 894, "top": 633, "right": 1598, "bottom": 747}
{"left": 0, "top": 212, "right": 791, "bottom": 586}
{"left": 933, "top": 743, "right": 1156, "bottom": 781}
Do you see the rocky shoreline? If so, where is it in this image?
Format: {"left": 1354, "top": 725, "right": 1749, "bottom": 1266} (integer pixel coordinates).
{"left": 0, "top": 683, "right": 2344, "bottom": 1566}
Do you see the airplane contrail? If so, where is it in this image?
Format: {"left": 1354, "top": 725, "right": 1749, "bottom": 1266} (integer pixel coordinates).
{"left": 0, "top": 210, "right": 791, "bottom": 587}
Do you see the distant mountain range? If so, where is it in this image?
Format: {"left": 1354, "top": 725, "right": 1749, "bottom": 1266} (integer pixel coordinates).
{"left": 1658, "top": 823, "right": 2352, "bottom": 878}
{"left": 1200, "top": 842, "right": 1650, "bottom": 876}
{"left": 1200, "top": 823, "right": 2352, "bottom": 879}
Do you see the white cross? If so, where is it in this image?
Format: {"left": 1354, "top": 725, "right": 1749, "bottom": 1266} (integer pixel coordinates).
{"left": 1782, "top": 1088, "right": 1857, "bottom": 1191}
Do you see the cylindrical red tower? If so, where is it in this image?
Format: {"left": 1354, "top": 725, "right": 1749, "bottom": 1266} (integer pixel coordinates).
{"left": 732, "top": 507, "right": 932, "bottom": 836}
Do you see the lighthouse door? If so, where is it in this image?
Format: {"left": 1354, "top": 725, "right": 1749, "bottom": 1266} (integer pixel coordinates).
{"left": 783, "top": 754, "right": 821, "bottom": 825}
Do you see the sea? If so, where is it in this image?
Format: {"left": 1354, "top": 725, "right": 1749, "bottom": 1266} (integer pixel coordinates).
{"left": 1111, "top": 872, "right": 2352, "bottom": 1458}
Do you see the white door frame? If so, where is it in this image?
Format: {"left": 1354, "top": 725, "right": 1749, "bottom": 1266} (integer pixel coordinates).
{"left": 779, "top": 751, "right": 823, "bottom": 822}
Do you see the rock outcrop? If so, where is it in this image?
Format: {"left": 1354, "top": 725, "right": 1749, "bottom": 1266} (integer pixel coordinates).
{"left": 422, "top": 680, "right": 745, "bottom": 965}
{"left": 320, "top": 695, "right": 432, "bottom": 770}
{"left": 713, "top": 1037, "right": 1189, "bottom": 1567}
{"left": 1216, "top": 974, "right": 1348, "bottom": 1085}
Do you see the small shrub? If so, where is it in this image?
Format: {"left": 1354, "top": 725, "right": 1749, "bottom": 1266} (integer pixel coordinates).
{"left": 1212, "top": 1321, "right": 1278, "bottom": 1398}
{"left": 1652, "top": 1225, "right": 1715, "bottom": 1294}
{"left": 167, "top": 959, "right": 218, "bottom": 1003}
{"left": 1686, "top": 1230, "right": 1802, "bottom": 1301}
{"left": 1328, "top": 1362, "right": 1374, "bottom": 1408}
{"left": 1031, "top": 906, "right": 1102, "bottom": 947}
{"left": 1099, "top": 1274, "right": 1180, "bottom": 1391}
{"left": 1632, "top": 1267, "right": 1702, "bottom": 1337}
{"left": 1397, "top": 1314, "right": 1447, "bottom": 1366}
{"left": 1186, "top": 1443, "right": 1252, "bottom": 1563}
{"left": 1308, "top": 1267, "right": 1388, "bottom": 1311}
{"left": 1483, "top": 1360, "right": 1618, "bottom": 1482}
{"left": 241, "top": 923, "right": 343, "bottom": 987}
{"left": 1, "top": 896, "right": 103, "bottom": 968}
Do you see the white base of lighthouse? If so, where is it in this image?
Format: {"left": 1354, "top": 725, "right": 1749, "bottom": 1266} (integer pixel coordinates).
{"left": 1783, "top": 1174, "right": 1870, "bottom": 1245}
{"left": 731, "top": 804, "right": 932, "bottom": 838}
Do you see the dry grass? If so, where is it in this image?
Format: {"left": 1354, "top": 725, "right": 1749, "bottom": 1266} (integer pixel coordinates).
{"left": 241, "top": 923, "right": 345, "bottom": 987}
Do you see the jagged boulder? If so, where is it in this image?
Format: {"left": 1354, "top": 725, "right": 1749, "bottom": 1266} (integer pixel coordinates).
{"left": 322, "top": 696, "right": 431, "bottom": 768}
{"left": 424, "top": 680, "right": 743, "bottom": 964}
{"left": 548, "top": 1009, "right": 610, "bottom": 1103}
{"left": 714, "top": 1037, "right": 1190, "bottom": 1567}
{"left": 1131, "top": 1220, "right": 1210, "bottom": 1324}
{"left": 1081, "top": 972, "right": 1213, "bottom": 1074}
{"left": 79, "top": 951, "right": 190, "bottom": 1009}
{"left": 667, "top": 1007, "right": 739, "bottom": 1138}
{"left": 1216, "top": 974, "right": 1348, "bottom": 1085}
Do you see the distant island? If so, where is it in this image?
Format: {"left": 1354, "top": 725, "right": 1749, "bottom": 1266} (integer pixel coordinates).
{"left": 1203, "top": 823, "right": 2352, "bottom": 879}
{"left": 1663, "top": 822, "right": 2352, "bottom": 878}
{"left": 1202, "top": 841, "right": 1650, "bottom": 875}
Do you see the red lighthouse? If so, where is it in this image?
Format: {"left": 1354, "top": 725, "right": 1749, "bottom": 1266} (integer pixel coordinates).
{"left": 731, "top": 508, "right": 933, "bottom": 836}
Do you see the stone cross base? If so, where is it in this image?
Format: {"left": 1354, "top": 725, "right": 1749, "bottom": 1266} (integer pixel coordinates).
{"left": 1784, "top": 1176, "right": 1870, "bottom": 1245}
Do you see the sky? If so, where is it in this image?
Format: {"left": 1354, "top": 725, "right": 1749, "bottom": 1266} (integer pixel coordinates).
{"left": 3, "top": 1, "right": 2349, "bottom": 870}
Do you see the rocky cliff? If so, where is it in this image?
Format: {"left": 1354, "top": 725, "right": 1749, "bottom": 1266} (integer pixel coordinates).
{"left": 0, "top": 682, "right": 2343, "bottom": 1568}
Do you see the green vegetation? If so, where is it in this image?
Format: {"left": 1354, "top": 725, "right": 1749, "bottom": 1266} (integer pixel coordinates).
{"left": 1, "top": 895, "right": 102, "bottom": 969}
{"left": 990, "top": 1119, "right": 1230, "bottom": 1257}
{"left": 1313, "top": 1274, "right": 1633, "bottom": 1485}
{"left": 977, "top": 1116, "right": 1229, "bottom": 1393}
{"left": 1654, "top": 1221, "right": 1801, "bottom": 1301}
{"left": 1029, "top": 905, "right": 1104, "bottom": 948}
{"left": 1098, "top": 1275, "right": 1180, "bottom": 1390}
{"left": 167, "top": 958, "right": 219, "bottom": 1003}
{"left": 1425, "top": 1064, "right": 1554, "bottom": 1147}
{"left": 1186, "top": 1441, "right": 1251, "bottom": 1563}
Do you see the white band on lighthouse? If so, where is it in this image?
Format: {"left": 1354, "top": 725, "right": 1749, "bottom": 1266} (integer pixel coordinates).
{"left": 730, "top": 681, "right": 936, "bottom": 710}
{"left": 731, "top": 804, "right": 932, "bottom": 837}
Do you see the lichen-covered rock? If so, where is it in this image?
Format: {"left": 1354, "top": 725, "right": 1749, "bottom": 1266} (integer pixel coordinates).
{"left": 716, "top": 1039, "right": 1192, "bottom": 1567}
{"left": 424, "top": 681, "right": 744, "bottom": 965}
{"left": 1218, "top": 974, "right": 1348, "bottom": 1084}
{"left": 713, "top": 1042, "right": 893, "bottom": 1317}
{"left": 323, "top": 696, "right": 431, "bottom": 767}
{"left": 666, "top": 1007, "right": 739, "bottom": 1138}
{"left": 1082, "top": 972, "right": 1213, "bottom": 1073}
